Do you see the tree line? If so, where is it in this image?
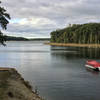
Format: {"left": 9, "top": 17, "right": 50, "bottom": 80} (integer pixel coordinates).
{"left": 5, "top": 36, "right": 29, "bottom": 41}
{"left": 50, "top": 23, "right": 100, "bottom": 44}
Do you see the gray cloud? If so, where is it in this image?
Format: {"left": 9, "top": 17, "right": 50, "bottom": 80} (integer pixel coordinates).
{"left": 1, "top": 0, "right": 100, "bottom": 38}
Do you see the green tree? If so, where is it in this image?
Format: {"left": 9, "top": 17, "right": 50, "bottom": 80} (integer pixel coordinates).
{"left": 0, "top": 1, "right": 10, "bottom": 45}
{"left": 50, "top": 23, "right": 100, "bottom": 44}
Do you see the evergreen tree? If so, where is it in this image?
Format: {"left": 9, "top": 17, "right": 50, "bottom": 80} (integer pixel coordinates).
{"left": 50, "top": 23, "right": 100, "bottom": 44}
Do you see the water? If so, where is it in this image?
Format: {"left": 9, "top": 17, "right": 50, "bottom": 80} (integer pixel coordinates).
{"left": 0, "top": 41, "right": 100, "bottom": 100}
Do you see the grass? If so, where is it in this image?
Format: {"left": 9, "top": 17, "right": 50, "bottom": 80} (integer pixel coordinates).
{"left": 45, "top": 42, "right": 100, "bottom": 48}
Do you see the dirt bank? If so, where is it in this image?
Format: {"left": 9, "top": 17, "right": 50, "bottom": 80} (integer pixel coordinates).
{"left": 0, "top": 68, "right": 44, "bottom": 100}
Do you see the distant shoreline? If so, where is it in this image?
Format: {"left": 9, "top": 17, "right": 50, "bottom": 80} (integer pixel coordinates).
{"left": 45, "top": 42, "right": 100, "bottom": 48}
{"left": 5, "top": 35, "right": 50, "bottom": 41}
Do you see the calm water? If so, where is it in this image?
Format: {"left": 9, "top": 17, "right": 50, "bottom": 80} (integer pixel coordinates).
{"left": 0, "top": 41, "right": 100, "bottom": 100}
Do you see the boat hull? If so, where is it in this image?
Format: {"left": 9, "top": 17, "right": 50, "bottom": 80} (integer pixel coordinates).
{"left": 85, "top": 64, "right": 100, "bottom": 71}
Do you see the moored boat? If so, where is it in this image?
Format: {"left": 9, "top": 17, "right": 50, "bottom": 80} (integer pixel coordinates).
{"left": 85, "top": 60, "right": 100, "bottom": 71}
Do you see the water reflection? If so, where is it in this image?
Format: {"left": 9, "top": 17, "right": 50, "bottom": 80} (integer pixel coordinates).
{"left": 1, "top": 42, "right": 100, "bottom": 100}
{"left": 86, "top": 68, "right": 100, "bottom": 75}
{"left": 51, "top": 46, "right": 100, "bottom": 59}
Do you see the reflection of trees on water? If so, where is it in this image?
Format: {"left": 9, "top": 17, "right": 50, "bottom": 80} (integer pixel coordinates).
{"left": 51, "top": 46, "right": 100, "bottom": 59}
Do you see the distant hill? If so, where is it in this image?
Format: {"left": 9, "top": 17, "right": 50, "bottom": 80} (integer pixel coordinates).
{"left": 29, "top": 38, "right": 50, "bottom": 41}
{"left": 5, "top": 36, "right": 29, "bottom": 41}
{"left": 5, "top": 36, "right": 50, "bottom": 41}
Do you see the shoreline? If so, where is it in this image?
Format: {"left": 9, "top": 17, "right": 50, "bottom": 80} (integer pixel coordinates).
{"left": 45, "top": 42, "right": 100, "bottom": 48}
{"left": 0, "top": 67, "right": 44, "bottom": 100}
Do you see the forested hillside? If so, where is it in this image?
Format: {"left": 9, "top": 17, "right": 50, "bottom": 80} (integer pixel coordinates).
{"left": 50, "top": 23, "right": 100, "bottom": 44}
{"left": 5, "top": 36, "right": 29, "bottom": 41}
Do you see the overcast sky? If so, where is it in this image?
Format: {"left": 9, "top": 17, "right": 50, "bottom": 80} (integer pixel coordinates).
{"left": 1, "top": 0, "right": 100, "bottom": 38}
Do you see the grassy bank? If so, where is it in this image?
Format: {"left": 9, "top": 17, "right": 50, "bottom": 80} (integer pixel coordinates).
{"left": 45, "top": 42, "right": 100, "bottom": 48}
{"left": 0, "top": 68, "right": 44, "bottom": 100}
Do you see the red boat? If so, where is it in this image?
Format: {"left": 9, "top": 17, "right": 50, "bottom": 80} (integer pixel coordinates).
{"left": 85, "top": 60, "right": 100, "bottom": 71}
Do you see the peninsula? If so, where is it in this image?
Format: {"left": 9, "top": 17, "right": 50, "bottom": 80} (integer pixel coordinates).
{"left": 49, "top": 23, "right": 100, "bottom": 48}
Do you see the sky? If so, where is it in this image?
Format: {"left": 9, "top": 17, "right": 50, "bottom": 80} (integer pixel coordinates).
{"left": 1, "top": 0, "right": 100, "bottom": 38}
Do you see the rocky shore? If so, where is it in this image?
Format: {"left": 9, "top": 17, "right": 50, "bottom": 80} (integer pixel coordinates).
{"left": 0, "top": 68, "right": 44, "bottom": 100}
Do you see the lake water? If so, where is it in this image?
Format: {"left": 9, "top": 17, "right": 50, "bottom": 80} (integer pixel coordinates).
{"left": 0, "top": 41, "right": 100, "bottom": 100}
